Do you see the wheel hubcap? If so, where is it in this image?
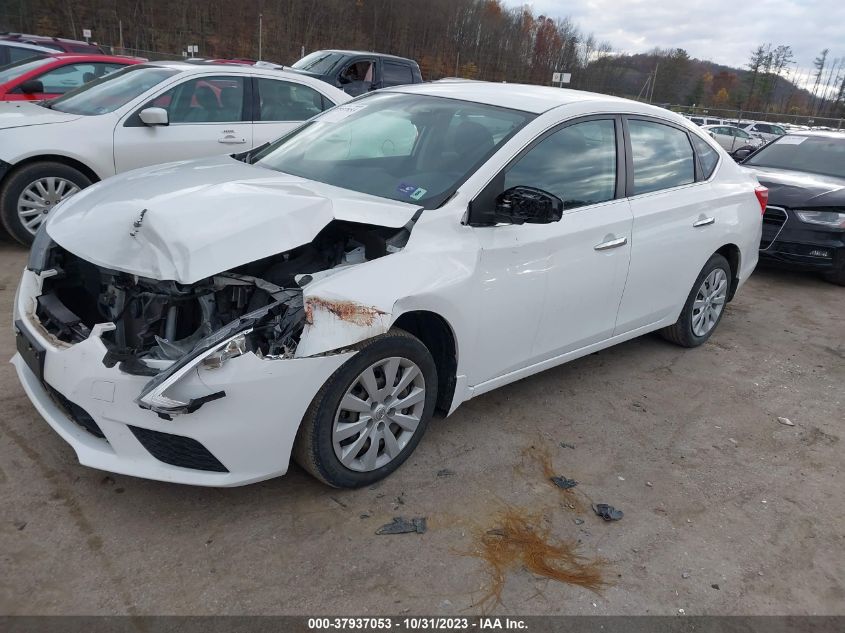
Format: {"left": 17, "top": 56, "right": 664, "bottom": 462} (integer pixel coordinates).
{"left": 692, "top": 267, "right": 728, "bottom": 337}
{"left": 332, "top": 356, "right": 426, "bottom": 472}
{"left": 17, "top": 177, "right": 81, "bottom": 235}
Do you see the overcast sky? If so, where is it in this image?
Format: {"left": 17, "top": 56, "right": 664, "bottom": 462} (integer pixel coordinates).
{"left": 509, "top": 0, "right": 842, "bottom": 83}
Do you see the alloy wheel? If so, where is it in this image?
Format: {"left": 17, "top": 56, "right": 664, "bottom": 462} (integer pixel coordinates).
{"left": 332, "top": 356, "right": 426, "bottom": 472}
{"left": 17, "top": 177, "right": 80, "bottom": 235}
{"left": 691, "top": 267, "right": 728, "bottom": 337}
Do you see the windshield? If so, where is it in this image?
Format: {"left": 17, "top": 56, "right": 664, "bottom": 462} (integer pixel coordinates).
{"left": 291, "top": 51, "right": 344, "bottom": 74}
{"left": 251, "top": 92, "right": 534, "bottom": 208}
{"left": 0, "top": 56, "right": 52, "bottom": 84}
{"left": 48, "top": 65, "right": 180, "bottom": 115}
{"left": 745, "top": 135, "right": 845, "bottom": 179}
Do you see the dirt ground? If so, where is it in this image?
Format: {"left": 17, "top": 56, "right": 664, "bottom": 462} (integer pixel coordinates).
{"left": 0, "top": 240, "right": 842, "bottom": 616}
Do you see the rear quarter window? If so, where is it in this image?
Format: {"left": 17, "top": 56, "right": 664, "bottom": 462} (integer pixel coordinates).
{"left": 690, "top": 134, "right": 720, "bottom": 179}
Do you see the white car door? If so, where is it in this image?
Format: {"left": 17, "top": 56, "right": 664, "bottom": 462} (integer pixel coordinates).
{"left": 471, "top": 117, "right": 633, "bottom": 380}
{"left": 252, "top": 76, "right": 336, "bottom": 147}
{"left": 113, "top": 74, "right": 252, "bottom": 173}
{"left": 615, "top": 118, "right": 724, "bottom": 333}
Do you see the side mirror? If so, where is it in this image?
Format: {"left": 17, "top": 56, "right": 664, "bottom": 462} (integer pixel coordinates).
{"left": 733, "top": 149, "right": 752, "bottom": 161}
{"left": 20, "top": 79, "right": 44, "bottom": 94}
{"left": 139, "top": 107, "right": 169, "bottom": 127}
{"left": 708, "top": 131, "right": 715, "bottom": 138}
{"left": 469, "top": 186, "right": 563, "bottom": 226}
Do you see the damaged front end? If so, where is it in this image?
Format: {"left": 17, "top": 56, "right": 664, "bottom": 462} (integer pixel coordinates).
{"left": 28, "top": 219, "right": 410, "bottom": 418}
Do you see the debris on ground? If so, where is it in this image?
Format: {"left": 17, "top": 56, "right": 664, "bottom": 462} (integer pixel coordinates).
{"left": 573, "top": 518, "right": 585, "bottom": 525}
{"left": 329, "top": 496, "right": 348, "bottom": 509}
{"left": 711, "top": 583, "right": 720, "bottom": 590}
{"left": 437, "top": 469, "right": 455, "bottom": 478}
{"left": 13, "top": 521, "right": 27, "bottom": 531}
{"left": 777, "top": 417, "right": 795, "bottom": 426}
{"left": 681, "top": 571, "right": 691, "bottom": 579}
{"left": 646, "top": 481, "right": 653, "bottom": 487}
{"left": 559, "top": 442, "right": 576, "bottom": 450}
{"left": 359, "top": 513, "right": 371, "bottom": 519}
{"left": 375, "top": 517, "right": 427, "bottom": 535}
{"left": 468, "top": 507, "right": 607, "bottom": 610}
{"left": 593, "top": 504, "right": 624, "bottom": 521}
{"left": 551, "top": 476, "right": 578, "bottom": 490}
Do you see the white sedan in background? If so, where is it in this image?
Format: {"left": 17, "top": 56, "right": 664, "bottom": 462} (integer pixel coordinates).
{"left": 702, "top": 124, "right": 765, "bottom": 158}
{"left": 0, "top": 61, "right": 350, "bottom": 244}
{"left": 13, "top": 83, "right": 764, "bottom": 488}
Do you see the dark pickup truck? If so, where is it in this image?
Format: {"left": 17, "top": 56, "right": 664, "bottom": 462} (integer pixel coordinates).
{"left": 289, "top": 49, "right": 423, "bottom": 97}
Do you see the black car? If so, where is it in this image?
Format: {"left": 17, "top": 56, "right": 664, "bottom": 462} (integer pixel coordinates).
{"left": 742, "top": 131, "right": 845, "bottom": 286}
{"left": 289, "top": 49, "right": 422, "bottom": 97}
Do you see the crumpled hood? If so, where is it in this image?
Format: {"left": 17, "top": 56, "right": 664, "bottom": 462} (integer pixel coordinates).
{"left": 0, "top": 100, "right": 83, "bottom": 129}
{"left": 47, "top": 155, "right": 421, "bottom": 283}
{"left": 747, "top": 166, "right": 845, "bottom": 208}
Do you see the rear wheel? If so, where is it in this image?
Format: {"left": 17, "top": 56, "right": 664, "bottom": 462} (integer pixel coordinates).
{"left": 293, "top": 329, "right": 437, "bottom": 488}
{"left": 0, "top": 162, "right": 91, "bottom": 246}
{"left": 661, "top": 253, "right": 732, "bottom": 347}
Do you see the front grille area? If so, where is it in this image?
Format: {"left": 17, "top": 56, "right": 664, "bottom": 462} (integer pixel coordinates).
{"left": 48, "top": 387, "right": 107, "bottom": 440}
{"left": 129, "top": 426, "right": 229, "bottom": 473}
{"left": 761, "top": 206, "right": 788, "bottom": 249}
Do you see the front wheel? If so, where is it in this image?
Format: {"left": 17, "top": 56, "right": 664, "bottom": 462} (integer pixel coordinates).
{"left": 293, "top": 329, "right": 438, "bottom": 488}
{"left": 661, "top": 253, "right": 732, "bottom": 347}
{"left": 0, "top": 162, "right": 91, "bottom": 246}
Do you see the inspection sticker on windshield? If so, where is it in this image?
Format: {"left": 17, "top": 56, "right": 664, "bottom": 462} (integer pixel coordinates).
{"left": 778, "top": 136, "right": 807, "bottom": 144}
{"left": 397, "top": 183, "right": 427, "bottom": 200}
{"left": 316, "top": 103, "right": 367, "bottom": 123}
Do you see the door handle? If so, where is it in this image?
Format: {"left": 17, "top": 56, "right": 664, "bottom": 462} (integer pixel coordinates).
{"left": 218, "top": 136, "right": 247, "bottom": 144}
{"left": 594, "top": 236, "right": 628, "bottom": 251}
{"left": 693, "top": 217, "right": 716, "bottom": 227}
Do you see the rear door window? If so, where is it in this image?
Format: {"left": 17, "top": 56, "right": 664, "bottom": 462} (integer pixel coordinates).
{"left": 628, "top": 119, "right": 695, "bottom": 195}
{"left": 256, "top": 78, "right": 331, "bottom": 121}
{"left": 382, "top": 62, "right": 413, "bottom": 87}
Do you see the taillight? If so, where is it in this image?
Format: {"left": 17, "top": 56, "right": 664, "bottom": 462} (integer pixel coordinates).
{"left": 754, "top": 186, "right": 768, "bottom": 215}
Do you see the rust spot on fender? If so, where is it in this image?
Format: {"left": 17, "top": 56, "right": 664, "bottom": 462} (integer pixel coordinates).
{"left": 305, "top": 297, "right": 386, "bottom": 327}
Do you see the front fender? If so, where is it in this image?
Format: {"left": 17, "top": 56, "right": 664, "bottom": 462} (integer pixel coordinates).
{"left": 294, "top": 247, "right": 476, "bottom": 358}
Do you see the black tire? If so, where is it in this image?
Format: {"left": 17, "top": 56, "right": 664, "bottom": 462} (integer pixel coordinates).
{"left": 0, "top": 161, "right": 92, "bottom": 246}
{"left": 661, "top": 253, "right": 732, "bottom": 348}
{"left": 292, "top": 329, "right": 438, "bottom": 488}
{"left": 822, "top": 268, "right": 845, "bottom": 286}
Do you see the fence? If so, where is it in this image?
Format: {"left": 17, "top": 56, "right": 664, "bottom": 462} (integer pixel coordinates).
{"left": 666, "top": 105, "right": 843, "bottom": 130}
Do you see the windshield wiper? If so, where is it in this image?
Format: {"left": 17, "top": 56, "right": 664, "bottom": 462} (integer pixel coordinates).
{"left": 234, "top": 141, "right": 271, "bottom": 164}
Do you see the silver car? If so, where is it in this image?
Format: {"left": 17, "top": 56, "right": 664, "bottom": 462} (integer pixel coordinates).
{"left": 702, "top": 124, "right": 764, "bottom": 157}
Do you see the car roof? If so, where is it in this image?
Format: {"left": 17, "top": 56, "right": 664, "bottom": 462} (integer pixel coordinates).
{"left": 147, "top": 60, "right": 315, "bottom": 77}
{"left": 319, "top": 49, "right": 417, "bottom": 63}
{"left": 38, "top": 53, "right": 143, "bottom": 64}
{"left": 0, "top": 32, "right": 97, "bottom": 47}
{"left": 0, "top": 40, "right": 55, "bottom": 52}
{"left": 780, "top": 130, "right": 845, "bottom": 139}
{"left": 386, "top": 81, "right": 649, "bottom": 114}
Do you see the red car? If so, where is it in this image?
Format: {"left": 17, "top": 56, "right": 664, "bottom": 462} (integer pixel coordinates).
{"left": 0, "top": 54, "right": 142, "bottom": 101}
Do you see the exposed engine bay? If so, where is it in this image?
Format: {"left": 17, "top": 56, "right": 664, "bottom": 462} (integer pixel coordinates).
{"left": 33, "top": 220, "right": 411, "bottom": 377}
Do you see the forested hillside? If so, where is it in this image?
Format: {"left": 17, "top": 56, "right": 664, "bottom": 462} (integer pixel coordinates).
{"left": 2, "top": 0, "right": 842, "bottom": 117}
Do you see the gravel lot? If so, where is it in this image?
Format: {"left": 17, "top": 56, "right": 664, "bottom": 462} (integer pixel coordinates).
{"left": 0, "top": 240, "right": 842, "bottom": 616}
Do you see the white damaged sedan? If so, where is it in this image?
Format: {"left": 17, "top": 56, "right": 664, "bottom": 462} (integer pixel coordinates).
{"left": 12, "top": 82, "right": 765, "bottom": 487}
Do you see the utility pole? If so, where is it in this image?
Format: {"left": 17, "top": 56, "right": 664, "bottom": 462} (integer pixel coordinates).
{"left": 649, "top": 63, "right": 659, "bottom": 103}
{"left": 258, "top": 13, "right": 263, "bottom": 61}
{"left": 455, "top": 51, "right": 460, "bottom": 77}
